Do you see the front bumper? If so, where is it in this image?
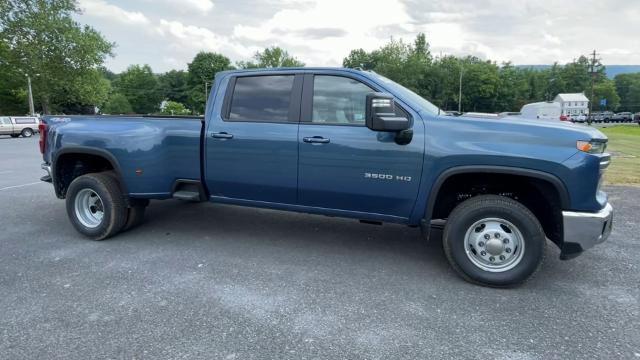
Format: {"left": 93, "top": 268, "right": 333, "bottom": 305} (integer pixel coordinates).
{"left": 560, "top": 203, "right": 613, "bottom": 259}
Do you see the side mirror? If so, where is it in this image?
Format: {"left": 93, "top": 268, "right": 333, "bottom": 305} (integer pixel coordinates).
{"left": 365, "top": 93, "right": 410, "bottom": 132}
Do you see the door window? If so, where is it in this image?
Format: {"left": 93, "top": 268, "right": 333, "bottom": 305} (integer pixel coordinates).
{"left": 227, "top": 75, "right": 294, "bottom": 122}
{"left": 311, "top": 76, "right": 372, "bottom": 125}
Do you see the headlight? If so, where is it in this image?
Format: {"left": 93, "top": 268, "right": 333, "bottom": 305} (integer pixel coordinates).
{"left": 576, "top": 140, "right": 607, "bottom": 154}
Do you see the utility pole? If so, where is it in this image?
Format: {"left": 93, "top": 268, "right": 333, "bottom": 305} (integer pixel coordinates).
{"left": 27, "top": 75, "right": 35, "bottom": 116}
{"left": 588, "top": 49, "right": 600, "bottom": 126}
{"left": 458, "top": 66, "right": 463, "bottom": 113}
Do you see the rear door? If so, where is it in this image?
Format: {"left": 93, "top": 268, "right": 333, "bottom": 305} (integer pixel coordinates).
{"left": 205, "top": 73, "right": 302, "bottom": 204}
{"left": 297, "top": 73, "right": 424, "bottom": 219}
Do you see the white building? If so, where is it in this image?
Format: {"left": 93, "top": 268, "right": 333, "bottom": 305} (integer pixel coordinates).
{"left": 554, "top": 93, "right": 590, "bottom": 117}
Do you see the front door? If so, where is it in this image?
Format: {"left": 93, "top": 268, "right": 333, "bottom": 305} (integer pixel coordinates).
{"left": 205, "top": 74, "right": 302, "bottom": 204}
{"left": 297, "top": 74, "right": 424, "bottom": 219}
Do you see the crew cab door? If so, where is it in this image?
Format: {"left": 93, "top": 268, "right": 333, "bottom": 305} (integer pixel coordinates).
{"left": 205, "top": 74, "right": 302, "bottom": 204}
{"left": 297, "top": 73, "right": 424, "bottom": 219}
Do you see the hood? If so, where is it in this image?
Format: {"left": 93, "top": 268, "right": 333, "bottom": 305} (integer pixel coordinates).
{"left": 439, "top": 113, "right": 608, "bottom": 143}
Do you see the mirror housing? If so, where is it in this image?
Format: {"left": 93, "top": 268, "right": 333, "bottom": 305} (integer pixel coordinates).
{"left": 365, "top": 93, "right": 410, "bottom": 132}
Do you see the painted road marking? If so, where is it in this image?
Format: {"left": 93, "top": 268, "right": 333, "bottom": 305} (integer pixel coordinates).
{"left": 0, "top": 181, "right": 43, "bottom": 191}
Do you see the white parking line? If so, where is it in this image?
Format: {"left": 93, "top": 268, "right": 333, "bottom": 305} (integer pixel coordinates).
{"left": 0, "top": 181, "right": 43, "bottom": 191}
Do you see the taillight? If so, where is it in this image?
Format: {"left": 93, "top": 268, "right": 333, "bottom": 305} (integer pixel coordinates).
{"left": 38, "top": 119, "right": 47, "bottom": 154}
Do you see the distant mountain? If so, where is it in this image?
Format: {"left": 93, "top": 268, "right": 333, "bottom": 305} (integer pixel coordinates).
{"left": 515, "top": 65, "right": 640, "bottom": 79}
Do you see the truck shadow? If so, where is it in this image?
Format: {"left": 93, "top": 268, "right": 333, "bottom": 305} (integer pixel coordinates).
{"left": 116, "top": 199, "right": 564, "bottom": 288}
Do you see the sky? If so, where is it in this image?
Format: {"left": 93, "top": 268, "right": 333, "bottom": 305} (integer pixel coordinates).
{"left": 75, "top": 0, "right": 640, "bottom": 73}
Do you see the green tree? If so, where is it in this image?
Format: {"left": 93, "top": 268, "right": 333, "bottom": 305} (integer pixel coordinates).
{"left": 614, "top": 73, "right": 640, "bottom": 112}
{"left": 113, "top": 64, "right": 162, "bottom": 114}
{"left": 590, "top": 80, "right": 620, "bottom": 111}
{"left": 343, "top": 48, "right": 377, "bottom": 69}
{"left": 238, "top": 47, "right": 305, "bottom": 69}
{"left": 187, "top": 52, "right": 232, "bottom": 113}
{"left": 495, "top": 62, "right": 530, "bottom": 111}
{"left": 0, "top": 0, "right": 113, "bottom": 113}
{"left": 160, "top": 101, "right": 190, "bottom": 115}
{"left": 158, "top": 70, "right": 190, "bottom": 105}
{"left": 625, "top": 81, "right": 640, "bottom": 113}
{"left": 543, "top": 63, "right": 567, "bottom": 100}
{"left": 101, "top": 93, "right": 132, "bottom": 114}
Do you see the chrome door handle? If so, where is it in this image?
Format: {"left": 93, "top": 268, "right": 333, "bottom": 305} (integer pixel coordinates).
{"left": 303, "top": 136, "right": 330, "bottom": 144}
{"left": 211, "top": 132, "right": 233, "bottom": 139}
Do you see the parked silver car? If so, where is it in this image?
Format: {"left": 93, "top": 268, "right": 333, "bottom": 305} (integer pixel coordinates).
{"left": 0, "top": 116, "right": 39, "bottom": 137}
{"left": 612, "top": 112, "right": 634, "bottom": 122}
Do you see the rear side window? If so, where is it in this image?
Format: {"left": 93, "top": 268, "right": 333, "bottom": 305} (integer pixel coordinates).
{"left": 228, "top": 75, "right": 294, "bottom": 122}
{"left": 13, "top": 117, "right": 37, "bottom": 124}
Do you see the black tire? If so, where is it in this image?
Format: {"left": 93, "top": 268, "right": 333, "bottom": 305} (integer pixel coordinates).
{"left": 100, "top": 171, "right": 148, "bottom": 232}
{"left": 121, "top": 199, "right": 149, "bottom": 232}
{"left": 21, "top": 128, "right": 33, "bottom": 137}
{"left": 65, "top": 172, "right": 127, "bottom": 240}
{"left": 442, "top": 195, "right": 545, "bottom": 287}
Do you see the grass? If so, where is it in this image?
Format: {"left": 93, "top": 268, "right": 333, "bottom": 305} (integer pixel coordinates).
{"left": 599, "top": 125, "right": 640, "bottom": 186}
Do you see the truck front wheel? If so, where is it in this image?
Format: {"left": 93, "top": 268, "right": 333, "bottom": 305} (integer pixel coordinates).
{"left": 442, "top": 195, "right": 545, "bottom": 287}
{"left": 66, "top": 173, "right": 127, "bottom": 240}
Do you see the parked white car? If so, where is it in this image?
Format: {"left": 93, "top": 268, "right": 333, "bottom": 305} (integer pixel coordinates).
{"left": 573, "top": 114, "right": 587, "bottom": 123}
{"left": 0, "top": 116, "right": 40, "bottom": 137}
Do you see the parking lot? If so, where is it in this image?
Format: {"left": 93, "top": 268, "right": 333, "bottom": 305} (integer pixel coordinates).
{"left": 0, "top": 136, "right": 638, "bottom": 359}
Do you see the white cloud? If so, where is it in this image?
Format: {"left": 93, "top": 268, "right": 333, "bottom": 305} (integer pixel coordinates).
{"left": 155, "top": 19, "right": 256, "bottom": 61}
{"left": 164, "top": 0, "right": 214, "bottom": 13}
{"left": 75, "top": 0, "right": 640, "bottom": 72}
{"left": 232, "top": 0, "right": 412, "bottom": 66}
{"left": 79, "top": 0, "right": 149, "bottom": 25}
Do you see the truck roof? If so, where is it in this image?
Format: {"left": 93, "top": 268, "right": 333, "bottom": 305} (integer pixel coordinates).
{"left": 217, "top": 67, "right": 364, "bottom": 76}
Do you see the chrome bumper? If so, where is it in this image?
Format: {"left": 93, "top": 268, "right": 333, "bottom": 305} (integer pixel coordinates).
{"left": 561, "top": 203, "right": 613, "bottom": 257}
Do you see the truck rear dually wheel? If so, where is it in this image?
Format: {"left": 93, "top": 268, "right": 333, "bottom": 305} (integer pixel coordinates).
{"left": 442, "top": 195, "right": 545, "bottom": 287}
{"left": 66, "top": 173, "right": 127, "bottom": 240}
{"left": 121, "top": 199, "right": 149, "bottom": 232}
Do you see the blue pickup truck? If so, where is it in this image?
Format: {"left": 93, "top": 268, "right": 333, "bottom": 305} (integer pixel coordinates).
{"left": 40, "top": 67, "right": 613, "bottom": 287}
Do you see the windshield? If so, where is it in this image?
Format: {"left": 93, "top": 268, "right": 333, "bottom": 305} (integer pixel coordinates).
{"left": 368, "top": 72, "right": 442, "bottom": 116}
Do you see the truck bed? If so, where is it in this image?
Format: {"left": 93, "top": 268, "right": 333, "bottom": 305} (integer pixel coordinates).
{"left": 43, "top": 115, "right": 203, "bottom": 198}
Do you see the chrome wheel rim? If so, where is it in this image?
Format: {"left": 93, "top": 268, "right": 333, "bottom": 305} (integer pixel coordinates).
{"left": 463, "top": 218, "right": 525, "bottom": 272}
{"left": 74, "top": 189, "right": 104, "bottom": 228}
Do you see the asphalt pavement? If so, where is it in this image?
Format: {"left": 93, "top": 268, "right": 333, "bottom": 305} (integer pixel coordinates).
{"left": 0, "top": 135, "right": 638, "bottom": 359}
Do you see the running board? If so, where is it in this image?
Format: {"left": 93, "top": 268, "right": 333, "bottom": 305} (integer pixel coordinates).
{"left": 172, "top": 190, "right": 201, "bottom": 201}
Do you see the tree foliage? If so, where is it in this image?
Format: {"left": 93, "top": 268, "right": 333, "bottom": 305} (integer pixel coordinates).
{"left": 101, "top": 93, "right": 132, "bottom": 114}
{"left": 160, "top": 101, "right": 190, "bottom": 115}
{"left": 591, "top": 80, "right": 620, "bottom": 111}
{"left": 0, "top": 0, "right": 113, "bottom": 114}
{"left": 187, "top": 52, "right": 233, "bottom": 113}
{"left": 238, "top": 46, "right": 305, "bottom": 69}
{"left": 342, "top": 33, "right": 621, "bottom": 113}
{"left": 614, "top": 73, "right": 640, "bottom": 112}
{"left": 112, "top": 64, "right": 162, "bottom": 114}
{"left": 158, "top": 70, "right": 189, "bottom": 105}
